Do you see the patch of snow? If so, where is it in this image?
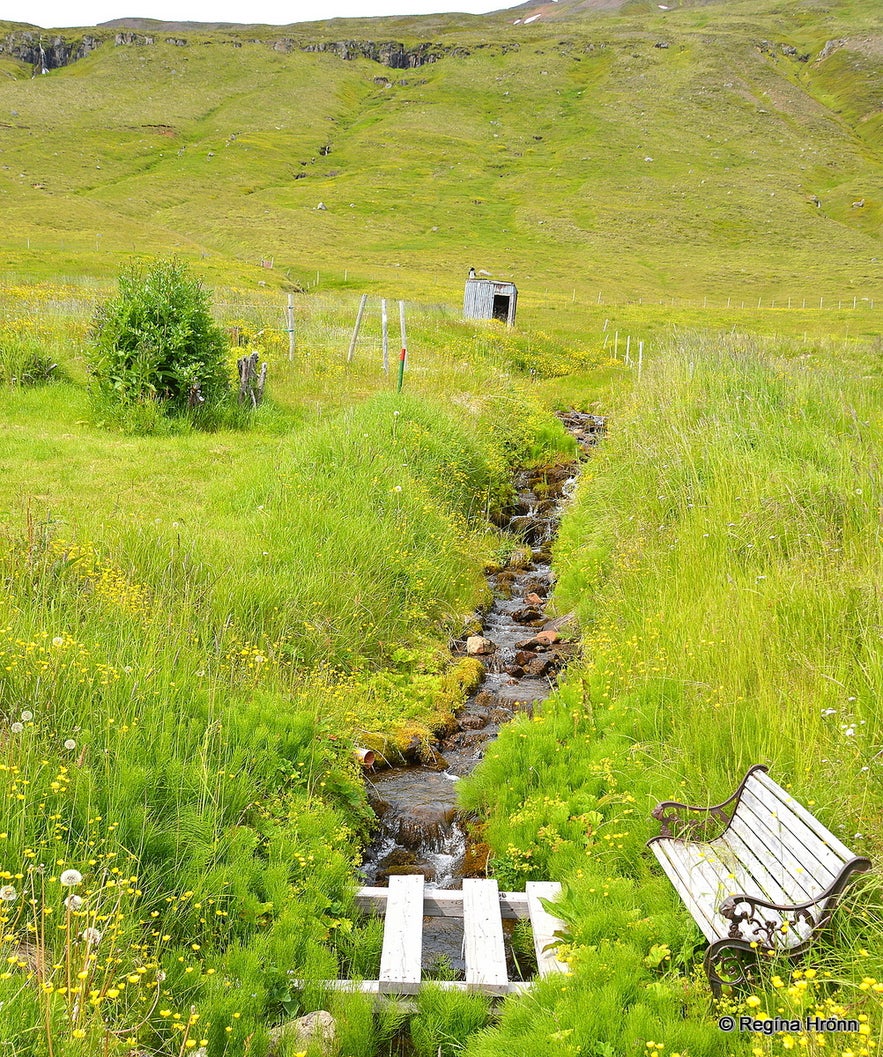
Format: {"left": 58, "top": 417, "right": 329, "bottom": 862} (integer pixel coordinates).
{"left": 523, "top": 13, "right": 541, "bottom": 23}
{"left": 658, "top": 4, "right": 669, "bottom": 7}
{"left": 513, "top": 17, "right": 521, "bottom": 23}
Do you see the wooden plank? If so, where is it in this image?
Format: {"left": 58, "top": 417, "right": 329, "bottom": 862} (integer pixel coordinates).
{"left": 379, "top": 874, "right": 424, "bottom": 994}
{"left": 649, "top": 840, "right": 731, "bottom": 942}
{"left": 526, "top": 881, "right": 569, "bottom": 976}
{"left": 715, "top": 825, "right": 810, "bottom": 906}
{"left": 347, "top": 293, "right": 368, "bottom": 363}
{"left": 724, "top": 814, "right": 819, "bottom": 903}
{"left": 355, "top": 887, "right": 529, "bottom": 919}
{"left": 740, "top": 782, "right": 846, "bottom": 877}
{"left": 463, "top": 879, "right": 508, "bottom": 995}
{"left": 291, "top": 978, "right": 532, "bottom": 996}
{"left": 735, "top": 792, "right": 838, "bottom": 889}
{"left": 748, "top": 772, "right": 856, "bottom": 862}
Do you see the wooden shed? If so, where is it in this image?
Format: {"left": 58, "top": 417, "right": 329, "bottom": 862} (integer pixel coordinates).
{"left": 463, "top": 278, "right": 518, "bottom": 326}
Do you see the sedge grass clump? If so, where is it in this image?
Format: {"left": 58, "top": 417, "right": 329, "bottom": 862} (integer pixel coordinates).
{"left": 0, "top": 326, "right": 58, "bottom": 388}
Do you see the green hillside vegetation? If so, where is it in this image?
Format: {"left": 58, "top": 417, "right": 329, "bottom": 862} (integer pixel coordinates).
{"left": 0, "top": 0, "right": 880, "bottom": 1052}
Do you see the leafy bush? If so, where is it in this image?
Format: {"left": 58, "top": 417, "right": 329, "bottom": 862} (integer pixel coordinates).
{"left": 89, "top": 259, "right": 231, "bottom": 417}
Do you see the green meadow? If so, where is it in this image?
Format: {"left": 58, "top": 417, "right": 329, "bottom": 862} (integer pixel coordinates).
{"left": 0, "top": 0, "right": 881, "bottom": 1052}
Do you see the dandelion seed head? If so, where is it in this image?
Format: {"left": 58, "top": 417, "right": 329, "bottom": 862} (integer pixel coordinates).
{"left": 64, "top": 894, "right": 84, "bottom": 910}
{"left": 20, "top": 711, "right": 33, "bottom": 722}
{"left": 9, "top": 722, "right": 23, "bottom": 734}
{"left": 81, "top": 927, "right": 102, "bottom": 945}
{"left": 51, "top": 636, "right": 64, "bottom": 647}
{"left": 60, "top": 869, "right": 83, "bottom": 886}
{"left": 0, "top": 885, "right": 17, "bottom": 901}
{"left": 64, "top": 739, "right": 77, "bottom": 750}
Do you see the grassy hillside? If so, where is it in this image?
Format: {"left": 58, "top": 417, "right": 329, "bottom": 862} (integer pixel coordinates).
{"left": 0, "top": 0, "right": 880, "bottom": 317}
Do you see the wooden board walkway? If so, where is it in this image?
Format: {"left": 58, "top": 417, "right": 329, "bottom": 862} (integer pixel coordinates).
{"left": 313, "top": 878, "right": 568, "bottom": 997}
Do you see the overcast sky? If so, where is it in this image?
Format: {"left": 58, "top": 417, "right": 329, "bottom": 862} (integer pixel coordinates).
{"left": 2, "top": 0, "right": 502, "bottom": 29}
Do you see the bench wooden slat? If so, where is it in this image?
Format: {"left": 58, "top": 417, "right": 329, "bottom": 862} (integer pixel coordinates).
{"left": 739, "top": 782, "right": 848, "bottom": 878}
{"left": 751, "top": 771, "right": 855, "bottom": 861}
{"left": 649, "top": 840, "right": 722, "bottom": 942}
{"left": 734, "top": 792, "right": 838, "bottom": 890}
{"left": 379, "top": 874, "right": 424, "bottom": 994}
{"left": 716, "top": 820, "right": 816, "bottom": 906}
{"left": 656, "top": 838, "right": 815, "bottom": 949}
{"left": 526, "top": 881, "right": 570, "bottom": 975}
{"left": 463, "top": 879, "right": 509, "bottom": 994}
{"left": 725, "top": 811, "right": 825, "bottom": 903}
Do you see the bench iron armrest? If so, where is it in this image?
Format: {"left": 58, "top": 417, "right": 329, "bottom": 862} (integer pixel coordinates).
{"left": 719, "top": 857, "right": 872, "bottom": 948}
{"left": 651, "top": 764, "right": 769, "bottom": 841}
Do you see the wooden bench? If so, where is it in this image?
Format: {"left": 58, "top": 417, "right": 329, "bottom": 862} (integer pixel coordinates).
{"left": 648, "top": 764, "right": 871, "bottom": 993}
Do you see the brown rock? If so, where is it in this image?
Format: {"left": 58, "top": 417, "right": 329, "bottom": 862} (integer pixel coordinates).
{"left": 269, "top": 1010, "right": 336, "bottom": 1055}
{"left": 535, "top": 629, "right": 561, "bottom": 646}
{"left": 525, "top": 656, "right": 555, "bottom": 677}
{"left": 524, "top": 591, "right": 545, "bottom": 607}
{"left": 466, "top": 635, "right": 495, "bottom": 656}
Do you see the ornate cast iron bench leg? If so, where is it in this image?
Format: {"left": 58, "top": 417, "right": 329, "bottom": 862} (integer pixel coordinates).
{"left": 704, "top": 939, "right": 758, "bottom": 999}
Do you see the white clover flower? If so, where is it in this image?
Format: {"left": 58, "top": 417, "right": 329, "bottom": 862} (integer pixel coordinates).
{"left": 80, "top": 927, "right": 102, "bottom": 945}
{"left": 64, "top": 894, "right": 84, "bottom": 910}
{"left": 9, "top": 722, "right": 23, "bottom": 734}
{"left": 60, "top": 869, "right": 83, "bottom": 886}
{"left": 64, "top": 739, "right": 77, "bottom": 750}
{"left": 20, "top": 711, "right": 33, "bottom": 723}
{"left": 0, "top": 885, "right": 17, "bottom": 902}
{"left": 820, "top": 708, "right": 837, "bottom": 717}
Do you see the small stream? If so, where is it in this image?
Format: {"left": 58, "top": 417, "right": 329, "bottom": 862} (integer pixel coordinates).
{"left": 360, "top": 411, "right": 604, "bottom": 974}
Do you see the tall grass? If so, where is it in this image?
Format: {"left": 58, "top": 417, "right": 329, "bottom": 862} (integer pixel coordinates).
{"left": 460, "top": 333, "right": 883, "bottom": 1056}
{"left": 0, "top": 278, "right": 576, "bottom": 1053}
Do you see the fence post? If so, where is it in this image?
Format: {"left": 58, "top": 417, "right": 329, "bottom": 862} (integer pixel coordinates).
{"left": 347, "top": 294, "right": 368, "bottom": 364}
{"left": 381, "top": 298, "right": 389, "bottom": 374}
{"left": 398, "top": 300, "right": 407, "bottom": 393}
{"left": 287, "top": 293, "right": 295, "bottom": 361}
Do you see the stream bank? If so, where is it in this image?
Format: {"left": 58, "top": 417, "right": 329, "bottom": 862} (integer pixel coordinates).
{"left": 359, "top": 410, "right": 604, "bottom": 972}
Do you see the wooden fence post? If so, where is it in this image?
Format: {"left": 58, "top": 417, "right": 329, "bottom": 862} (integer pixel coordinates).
{"left": 381, "top": 299, "right": 390, "bottom": 374}
{"left": 348, "top": 294, "right": 368, "bottom": 364}
{"left": 287, "top": 293, "right": 295, "bottom": 361}
{"left": 398, "top": 301, "right": 407, "bottom": 393}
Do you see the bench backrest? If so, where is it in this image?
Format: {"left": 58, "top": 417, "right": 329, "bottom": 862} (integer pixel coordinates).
{"left": 727, "top": 769, "right": 858, "bottom": 909}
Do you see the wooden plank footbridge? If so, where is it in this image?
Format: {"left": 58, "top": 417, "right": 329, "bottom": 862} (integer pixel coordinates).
{"left": 323, "top": 878, "right": 567, "bottom": 996}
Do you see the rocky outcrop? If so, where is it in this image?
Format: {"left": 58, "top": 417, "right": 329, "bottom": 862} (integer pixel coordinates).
{"left": 0, "top": 31, "right": 102, "bottom": 70}
{"left": 115, "top": 32, "right": 154, "bottom": 45}
{"left": 0, "top": 30, "right": 514, "bottom": 74}
{"left": 300, "top": 39, "right": 452, "bottom": 68}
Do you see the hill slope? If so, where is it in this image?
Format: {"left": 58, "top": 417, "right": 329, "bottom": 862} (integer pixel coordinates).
{"left": 0, "top": 0, "right": 880, "bottom": 307}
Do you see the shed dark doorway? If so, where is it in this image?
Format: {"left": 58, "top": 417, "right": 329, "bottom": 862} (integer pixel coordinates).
{"left": 492, "top": 295, "right": 510, "bottom": 322}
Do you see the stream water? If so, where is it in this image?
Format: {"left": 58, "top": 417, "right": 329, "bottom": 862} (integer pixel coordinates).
{"left": 360, "top": 410, "right": 604, "bottom": 974}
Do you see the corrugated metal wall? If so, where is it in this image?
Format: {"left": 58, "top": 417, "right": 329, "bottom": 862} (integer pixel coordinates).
{"left": 463, "top": 280, "right": 517, "bottom": 326}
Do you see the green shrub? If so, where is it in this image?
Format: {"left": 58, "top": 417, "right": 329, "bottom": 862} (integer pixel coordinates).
{"left": 88, "top": 259, "right": 231, "bottom": 417}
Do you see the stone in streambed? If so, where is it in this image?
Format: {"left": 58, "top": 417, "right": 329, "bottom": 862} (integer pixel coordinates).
{"left": 524, "top": 591, "right": 545, "bottom": 607}
{"left": 459, "top": 712, "right": 489, "bottom": 730}
{"left": 466, "top": 635, "right": 495, "bottom": 656}
{"left": 525, "top": 656, "right": 556, "bottom": 677}
{"left": 269, "top": 1011, "right": 336, "bottom": 1055}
